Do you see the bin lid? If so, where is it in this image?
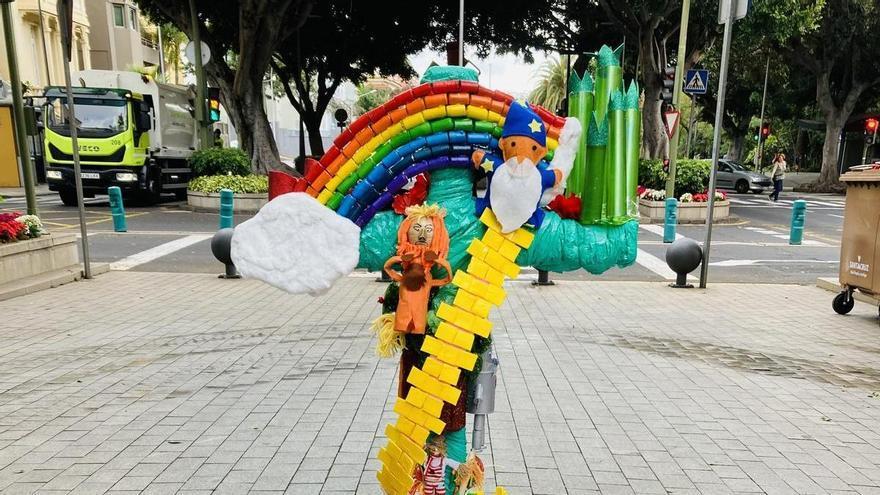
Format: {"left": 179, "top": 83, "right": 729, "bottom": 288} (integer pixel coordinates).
{"left": 841, "top": 165, "right": 880, "bottom": 183}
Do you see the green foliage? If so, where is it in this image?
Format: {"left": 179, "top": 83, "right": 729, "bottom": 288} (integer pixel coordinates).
{"left": 528, "top": 56, "right": 572, "bottom": 114}
{"left": 354, "top": 85, "right": 399, "bottom": 116}
{"left": 187, "top": 175, "right": 268, "bottom": 194}
{"left": 188, "top": 148, "right": 251, "bottom": 177}
{"left": 639, "top": 159, "right": 712, "bottom": 195}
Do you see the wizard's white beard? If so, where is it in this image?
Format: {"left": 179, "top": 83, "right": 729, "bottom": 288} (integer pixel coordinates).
{"left": 491, "top": 157, "right": 542, "bottom": 233}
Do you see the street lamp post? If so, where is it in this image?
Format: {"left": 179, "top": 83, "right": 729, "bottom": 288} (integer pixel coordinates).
{"left": 1, "top": 0, "right": 38, "bottom": 215}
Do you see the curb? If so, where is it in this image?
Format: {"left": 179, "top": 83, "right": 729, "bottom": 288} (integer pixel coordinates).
{"left": 815, "top": 277, "right": 879, "bottom": 307}
{"left": 0, "top": 262, "right": 110, "bottom": 302}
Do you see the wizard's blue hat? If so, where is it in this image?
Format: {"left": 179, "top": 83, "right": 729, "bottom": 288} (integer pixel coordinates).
{"left": 502, "top": 101, "right": 547, "bottom": 147}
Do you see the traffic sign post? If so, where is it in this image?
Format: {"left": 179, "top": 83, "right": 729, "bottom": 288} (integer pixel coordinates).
{"left": 663, "top": 0, "right": 692, "bottom": 200}
{"left": 664, "top": 110, "right": 681, "bottom": 139}
{"left": 701, "top": 0, "right": 747, "bottom": 288}
{"left": 684, "top": 69, "right": 709, "bottom": 95}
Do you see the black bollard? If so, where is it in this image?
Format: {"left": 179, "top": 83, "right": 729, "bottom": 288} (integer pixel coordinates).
{"left": 532, "top": 269, "right": 555, "bottom": 286}
{"left": 665, "top": 238, "right": 702, "bottom": 288}
{"left": 211, "top": 228, "right": 241, "bottom": 279}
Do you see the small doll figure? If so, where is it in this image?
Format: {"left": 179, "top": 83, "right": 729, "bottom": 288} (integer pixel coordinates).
{"left": 383, "top": 204, "right": 452, "bottom": 334}
{"left": 409, "top": 436, "right": 460, "bottom": 495}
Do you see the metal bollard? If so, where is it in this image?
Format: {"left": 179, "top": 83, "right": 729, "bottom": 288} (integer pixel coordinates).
{"left": 467, "top": 346, "right": 499, "bottom": 451}
{"left": 211, "top": 228, "right": 240, "bottom": 279}
{"left": 219, "top": 188, "right": 234, "bottom": 229}
{"left": 664, "top": 198, "right": 678, "bottom": 243}
{"left": 108, "top": 186, "right": 127, "bottom": 232}
{"left": 790, "top": 199, "right": 806, "bottom": 245}
{"left": 532, "top": 269, "right": 555, "bottom": 286}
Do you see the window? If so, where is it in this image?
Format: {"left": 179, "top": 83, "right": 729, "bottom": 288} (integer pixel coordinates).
{"left": 76, "top": 39, "right": 85, "bottom": 71}
{"left": 112, "top": 4, "right": 124, "bottom": 27}
{"left": 129, "top": 8, "right": 138, "bottom": 32}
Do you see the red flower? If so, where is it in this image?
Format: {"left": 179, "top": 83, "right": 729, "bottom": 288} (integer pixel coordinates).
{"left": 377, "top": 296, "right": 385, "bottom": 304}
{"left": 392, "top": 174, "right": 430, "bottom": 214}
{"left": 547, "top": 194, "right": 582, "bottom": 220}
{"left": 637, "top": 185, "right": 647, "bottom": 197}
{"left": 0, "top": 218, "right": 27, "bottom": 242}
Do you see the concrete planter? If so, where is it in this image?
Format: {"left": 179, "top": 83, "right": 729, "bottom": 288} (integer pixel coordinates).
{"left": 187, "top": 190, "right": 268, "bottom": 212}
{"left": 0, "top": 233, "right": 80, "bottom": 286}
{"left": 639, "top": 199, "right": 730, "bottom": 224}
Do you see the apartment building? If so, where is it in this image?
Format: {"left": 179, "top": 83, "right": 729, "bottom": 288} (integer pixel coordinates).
{"left": 86, "top": 0, "right": 159, "bottom": 72}
{"left": 0, "top": 0, "right": 91, "bottom": 93}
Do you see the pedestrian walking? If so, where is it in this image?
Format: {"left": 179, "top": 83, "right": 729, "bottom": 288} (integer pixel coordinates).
{"left": 768, "top": 153, "right": 787, "bottom": 201}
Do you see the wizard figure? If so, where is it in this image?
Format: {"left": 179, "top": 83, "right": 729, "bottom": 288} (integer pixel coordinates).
{"left": 472, "top": 101, "right": 563, "bottom": 233}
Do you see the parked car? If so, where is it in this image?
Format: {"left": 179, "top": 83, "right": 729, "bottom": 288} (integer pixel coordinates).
{"left": 717, "top": 159, "right": 772, "bottom": 194}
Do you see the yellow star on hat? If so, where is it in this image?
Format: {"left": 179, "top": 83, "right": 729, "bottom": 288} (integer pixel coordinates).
{"left": 479, "top": 158, "right": 495, "bottom": 172}
{"left": 528, "top": 118, "right": 543, "bottom": 133}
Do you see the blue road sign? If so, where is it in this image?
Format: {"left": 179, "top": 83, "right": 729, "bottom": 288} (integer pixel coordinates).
{"left": 684, "top": 69, "right": 709, "bottom": 95}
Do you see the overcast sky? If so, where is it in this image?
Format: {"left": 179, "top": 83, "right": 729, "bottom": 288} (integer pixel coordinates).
{"left": 408, "top": 47, "right": 555, "bottom": 99}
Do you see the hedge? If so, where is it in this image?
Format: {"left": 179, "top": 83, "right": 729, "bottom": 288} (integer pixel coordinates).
{"left": 189, "top": 148, "right": 251, "bottom": 177}
{"left": 188, "top": 175, "right": 268, "bottom": 194}
{"left": 639, "top": 159, "right": 712, "bottom": 195}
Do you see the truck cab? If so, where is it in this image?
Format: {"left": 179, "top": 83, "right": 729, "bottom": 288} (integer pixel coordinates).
{"left": 43, "top": 70, "right": 197, "bottom": 205}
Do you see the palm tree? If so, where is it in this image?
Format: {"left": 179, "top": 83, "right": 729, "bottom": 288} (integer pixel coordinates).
{"left": 528, "top": 56, "right": 574, "bottom": 114}
{"left": 160, "top": 23, "right": 187, "bottom": 85}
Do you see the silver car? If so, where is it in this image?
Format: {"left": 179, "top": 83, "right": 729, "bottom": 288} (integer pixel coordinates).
{"left": 717, "top": 159, "right": 773, "bottom": 194}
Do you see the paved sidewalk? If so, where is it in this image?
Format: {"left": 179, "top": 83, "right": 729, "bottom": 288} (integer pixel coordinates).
{"left": 0, "top": 273, "right": 879, "bottom": 494}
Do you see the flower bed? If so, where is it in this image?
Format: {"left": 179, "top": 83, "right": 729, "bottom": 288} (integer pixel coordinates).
{"left": 0, "top": 212, "right": 46, "bottom": 243}
{"left": 186, "top": 175, "right": 269, "bottom": 212}
{"left": 638, "top": 188, "right": 730, "bottom": 223}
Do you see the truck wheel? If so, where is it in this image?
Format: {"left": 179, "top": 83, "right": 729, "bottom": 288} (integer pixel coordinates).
{"left": 59, "top": 188, "right": 78, "bottom": 206}
{"left": 735, "top": 180, "right": 750, "bottom": 194}
{"left": 832, "top": 292, "right": 854, "bottom": 315}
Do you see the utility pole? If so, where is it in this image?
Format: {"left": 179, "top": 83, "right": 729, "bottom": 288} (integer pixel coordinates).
{"left": 664, "top": 0, "right": 691, "bottom": 199}
{"left": 700, "top": 0, "right": 739, "bottom": 289}
{"left": 686, "top": 93, "right": 697, "bottom": 158}
{"left": 458, "top": 0, "right": 464, "bottom": 66}
{"left": 56, "top": 0, "right": 91, "bottom": 278}
{"left": 754, "top": 56, "right": 770, "bottom": 170}
{"left": 157, "top": 24, "right": 166, "bottom": 79}
{"left": 188, "top": 0, "right": 208, "bottom": 149}
{"left": 1, "top": 0, "right": 38, "bottom": 215}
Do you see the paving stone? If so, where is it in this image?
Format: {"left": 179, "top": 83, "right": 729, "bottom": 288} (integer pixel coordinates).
{"left": 1, "top": 273, "right": 880, "bottom": 493}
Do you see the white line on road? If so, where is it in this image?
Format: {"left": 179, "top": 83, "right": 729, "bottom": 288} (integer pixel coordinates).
{"left": 828, "top": 214, "right": 845, "bottom": 219}
{"left": 635, "top": 248, "right": 692, "bottom": 281}
{"left": 639, "top": 224, "right": 683, "bottom": 241}
{"left": 109, "top": 234, "right": 211, "bottom": 271}
{"left": 710, "top": 259, "right": 839, "bottom": 267}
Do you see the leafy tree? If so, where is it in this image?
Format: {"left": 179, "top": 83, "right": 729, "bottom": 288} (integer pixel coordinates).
{"left": 595, "top": 0, "right": 720, "bottom": 159}
{"left": 271, "top": 0, "right": 440, "bottom": 155}
{"left": 135, "top": 0, "right": 311, "bottom": 172}
{"left": 354, "top": 84, "right": 399, "bottom": 117}
{"left": 754, "top": 0, "right": 880, "bottom": 187}
{"left": 158, "top": 23, "right": 188, "bottom": 85}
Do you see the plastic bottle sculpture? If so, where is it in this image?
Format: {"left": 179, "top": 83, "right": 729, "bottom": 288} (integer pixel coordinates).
{"left": 229, "top": 61, "right": 641, "bottom": 494}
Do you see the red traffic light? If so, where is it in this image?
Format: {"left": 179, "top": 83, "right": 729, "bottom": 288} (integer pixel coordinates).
{"left": 760, "top": 125, "right": 771, "bottom": 137}
{"left": 866, "top": 118, "right": 878, "bottom": 133}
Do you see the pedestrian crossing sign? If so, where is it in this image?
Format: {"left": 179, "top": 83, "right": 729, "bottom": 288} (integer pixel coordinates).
{"left": 684, "top": 69, "right": 709, "bottom": 95}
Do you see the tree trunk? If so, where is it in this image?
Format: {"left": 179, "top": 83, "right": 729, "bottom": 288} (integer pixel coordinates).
{"left": 727, "top": 132, "right": 746, "bottom": 162}
{"left": 639, "top": 29, "right": 667, "bottom": 159}
{"left": 205, "top": 64, "right": 280, "bottom": 173}
{"left": 303, "top": 113, "right": 325, "bottom": 156}
{"left": 819, "top": 116, "right": 844, "bottom": 187}
{"left": 641, "top": 89, "right": 667, "bottom": 159}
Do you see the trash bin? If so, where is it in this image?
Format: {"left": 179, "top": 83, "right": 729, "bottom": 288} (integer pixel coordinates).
{"left": 834, "top": 165, "right": 880, "bottom": 315}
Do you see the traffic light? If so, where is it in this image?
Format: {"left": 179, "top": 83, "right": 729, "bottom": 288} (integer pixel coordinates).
{"left": 661, "top": 66, "right": 676, "bottom": 105}
{"left": 760, "top": 124, "right": 771, "bottom": 139}
{"left": 207, "top": 87, "right": 221, "bottom": 123}
{"left": 865, "top": 118, "right": 879, "bottom": 147}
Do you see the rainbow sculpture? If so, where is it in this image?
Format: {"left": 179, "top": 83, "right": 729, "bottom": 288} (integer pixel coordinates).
{"left": 231, "top": 63, "right": 640, "bottom": 495}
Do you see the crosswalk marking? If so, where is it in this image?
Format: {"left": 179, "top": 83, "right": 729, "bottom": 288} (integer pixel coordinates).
{"left": 727, "top": 196, "right": 844, "bottom": 208}
{"left": 109, "top": 234, "right": 211, "bottom": 271}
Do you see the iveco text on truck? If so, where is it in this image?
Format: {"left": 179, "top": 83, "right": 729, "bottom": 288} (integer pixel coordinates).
{"left": 43, "top": 70, "right": 198, "bottom": 205}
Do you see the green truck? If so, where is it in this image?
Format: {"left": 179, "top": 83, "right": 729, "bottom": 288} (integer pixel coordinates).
{"left": 43, "top": 70, "right": 198, "bottom": 205}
